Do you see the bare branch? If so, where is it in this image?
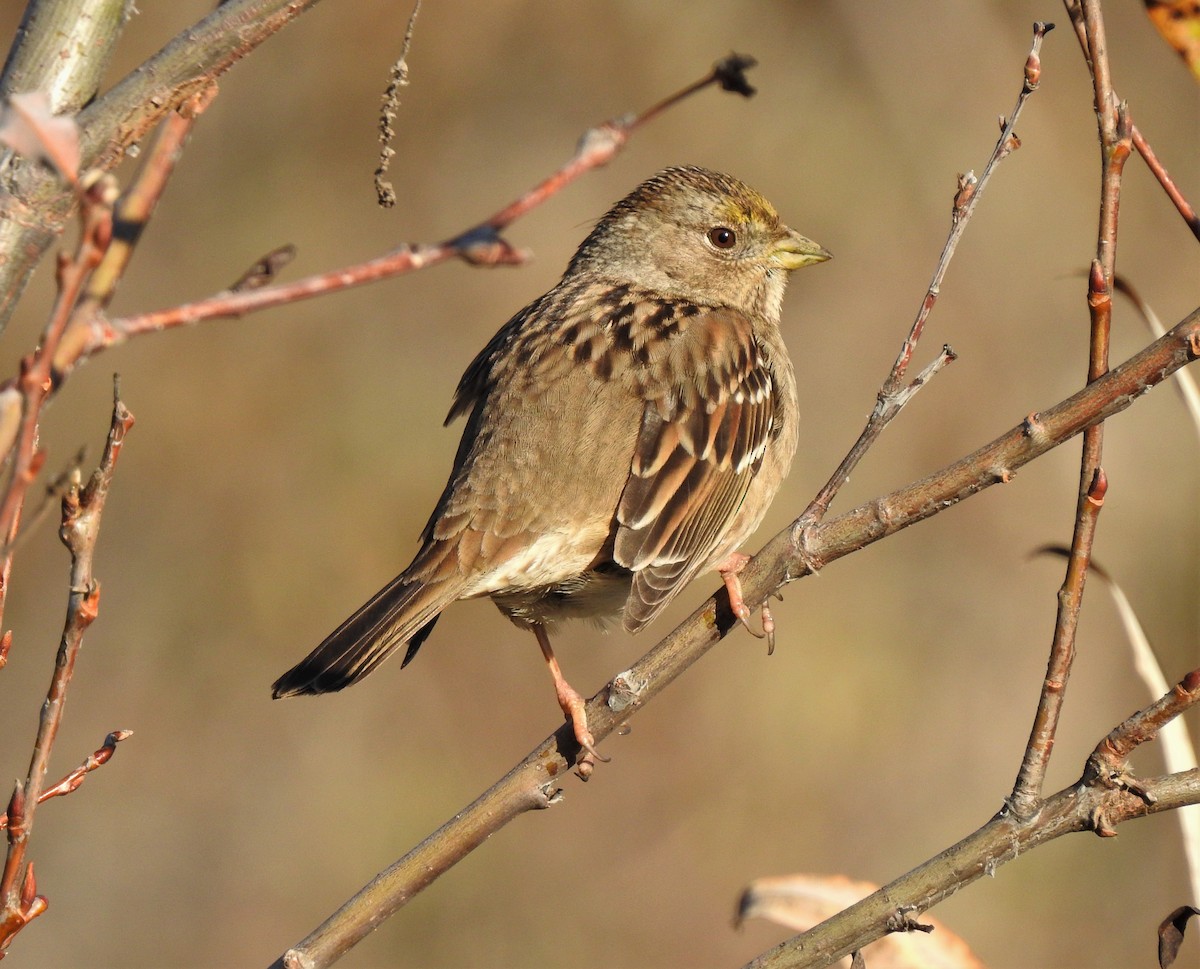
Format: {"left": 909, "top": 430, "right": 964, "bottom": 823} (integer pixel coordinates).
{"left": 58, "top": 54, "right": 760, "bottom": 375}
{"left": 1063, "top": 1, "right": 1200, "bottom": 242}
{"left": 744, "top": 668, "right": 1200, "bottom": 968}
{"left": 0, "top": 0, "right": 134, "bottom": 332}
{"left": 0, "top": 174, "right": 117, "bottom": 633}
{"left": 0, "top": 730, "right": 132, "bottom": 830}
{"left": 0, "top": 382, "right": 134, "bottom": 954}
{"left": 270, "top": 307, "right": 1200, "bottom": 969}
{"left": 1009, "top": 0, "right": 1131, "bottom": 814}
{"left": 802, "top": 22, "right": 1052, "bottom": 525}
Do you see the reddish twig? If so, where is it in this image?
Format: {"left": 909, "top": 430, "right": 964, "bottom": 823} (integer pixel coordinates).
{"left": 66, "top": 54, "right": 758, "bottom": 373}
{"left": 1131, "top": 127, "right": 1200, "bottom": 243}
{"left": 88, "top": 86, "right": 218, "bottom": 311}
{"left": 1085, "top": 668, "right": 1200, "bottom": 836}
{"left": 1094, "top": 668, "right": 1200, "bottom": 767}
{"left": 51, "top": 86, "right": 218, "bottom": 373}
{"left": 0, "top": 731, "right": 132, "bottom": 831}
{"left": 2, "top": 448, "right": 88, "bottom": 557}
{"left": 1010, "top": 0, "right": 1129, "bottom": 815}
{"left": 0, "top": 383, "right": 134, "bottom": 955}
{"left": 1062, "top": 2, "right": 1200, "bottom": 243}
{"left": 0, "top": 175, "right": 116, "bottom": 634}
{"left": 802, "top": 22, "right": 1052, "bottom": 525}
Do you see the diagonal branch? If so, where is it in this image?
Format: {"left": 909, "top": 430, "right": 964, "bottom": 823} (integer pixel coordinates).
{"left": 0, "top": 0, "right": 135, "bottom": 333}
{"left": 744, "top": 667, "right": 1200, "bottom": 968}
{"left": 0, "top": 730, "right": 133, "bottom": 831}
{"left": 802, "top": 22, "right": 1052, "bottom": 525}
{"left": 1062, "top": 0, "right": 1200, "bottom": 242}
{"left": 270, "top": 307, "right": 1200, "bottom": 969}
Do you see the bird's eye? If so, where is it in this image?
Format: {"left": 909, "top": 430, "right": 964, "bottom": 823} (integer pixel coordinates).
{"left": 707, "top": 226, "right": 737, "bottom": 250}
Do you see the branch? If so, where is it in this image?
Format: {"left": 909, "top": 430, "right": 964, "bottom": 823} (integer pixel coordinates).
{"left": 743, "top": 668, "right": 1200, "bottom": 968}
{"left": 0, "top": 174, "right": 116, "bottom": 634}
{"left": 0, "top": 383, "right": 134, "bottom": 954}
{"left": 1009, "top": 0, "right": 1130, "bottom": 815}
{"left": 65, "top": 53, "right": 759, "bottom": 367}
{"left": 0, "top": 730, "right": 132, "bottom": 831}
{"left": 0, "top": 0, "right": 326, "bottom": 334}
{"left": 0, "top": 0, "right": 133, "bottom": 332}
{"left": 803, "top": 22, "right": 1053, "bottom": 525}
{"left": 270, "top": 308, "right": 1200, "bottom": 968}
{"left": 1063, "top": 0, "right": 1200, "bottom": 242}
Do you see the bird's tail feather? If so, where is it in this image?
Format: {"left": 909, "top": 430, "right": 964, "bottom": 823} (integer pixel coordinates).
{"left": 271, "top": 575, "right": 459, "bottom": 698}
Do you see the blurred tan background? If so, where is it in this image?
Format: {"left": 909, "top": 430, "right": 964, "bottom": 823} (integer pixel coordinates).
{"left": 1, "top": 2, "right": 1198, "bottom": 967}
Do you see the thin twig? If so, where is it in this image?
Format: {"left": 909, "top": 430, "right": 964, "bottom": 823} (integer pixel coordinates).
{"left": 87, "top": 86, "right": 218, "bottom": 311}
{"left": 801, "top": 23, "right": 1052, "bottom": 525}
{"left": 3, "top": 446, "right": 88, "bottom": 556}
{"left": 270, "top": 307, "right": 1200, "bottom": 969}
{"left": 374, "top": 0, "right": 422, "bottom": 208}
{"left": 1, "top": 0, "right": 328, "bottom": 335}
{"left": 0, "top": 731, "right": 132, "bottom": 830}
{"left": 745, "top": 679, "right": 1200, "bottom": 969}
{"left": 77, "top": 54, "right": 759, "bottom": 364}
{"left": 1010, "top": 0, "right": 1129, "bottom": 815}
{"left": 1131, "top": 127, "right": 1200, "bottom": 243}
{"left": 0, "top": 382, "right": 134, "bottom": 953}
{"left": 47, "top": 85, "right": 218, "bottom": 374}
{"left": 1062, "top": 2, "right": 1200, "bottom": 243}
{"left": 0, "top": 175, "right": 116, "bottom": 634}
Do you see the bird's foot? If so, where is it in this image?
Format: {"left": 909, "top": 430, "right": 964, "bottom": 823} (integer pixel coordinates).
{"left": 718, "top": 552, "right": 776, "bottom": 655}
{"left": 553, "top": 678, "right": 610, "bottom": 780}
{"left": 535, "top": 624, "right": 609, "bottom": 780}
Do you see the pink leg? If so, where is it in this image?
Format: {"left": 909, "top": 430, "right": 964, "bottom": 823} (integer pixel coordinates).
{"left": 717, "top": 552, "right": 776, "bottom": 654}
{"left": 533, "top": 625, "right": 609, "bottom": 778}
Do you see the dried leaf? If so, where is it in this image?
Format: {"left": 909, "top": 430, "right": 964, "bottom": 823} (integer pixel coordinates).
{"left": 1146, "top": 0, "right": 1200, "bottom": 81}
{"left": 0, "top": 92, "right": 81, "bottom": 181}
{"left": 1159, "top": 905, "right": 1200, "bottom": 967}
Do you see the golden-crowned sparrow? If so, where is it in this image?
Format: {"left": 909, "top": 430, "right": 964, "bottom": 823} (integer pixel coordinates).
{"left": 272, "top": 166, "right": 829, "bottom": 768}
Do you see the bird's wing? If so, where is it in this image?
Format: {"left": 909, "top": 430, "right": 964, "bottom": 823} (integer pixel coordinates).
{"left": 614, "top": 304, "right": 778, "bottom": 630}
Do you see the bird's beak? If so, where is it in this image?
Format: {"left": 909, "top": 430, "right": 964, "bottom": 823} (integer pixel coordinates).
{"left": 770, "top": 228, "right": 832, "bottom": 271}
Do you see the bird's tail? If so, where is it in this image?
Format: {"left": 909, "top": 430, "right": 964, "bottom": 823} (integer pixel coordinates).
{"left": 271, "top": 574, "right": 460, "bottom": 698}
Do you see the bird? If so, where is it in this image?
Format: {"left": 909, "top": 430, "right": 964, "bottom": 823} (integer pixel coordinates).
{"left": 272, "top": 166, "right": 830, "bottom": 773}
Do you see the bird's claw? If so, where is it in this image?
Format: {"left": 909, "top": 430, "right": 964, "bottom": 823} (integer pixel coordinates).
{"left": 556, "top": 678, "right": 609, "bottom": 781}
{"left": 573, "top": 727, "right": 610, "bottom": 781}
{"left": 719, "top": 554, "right": 776, "bottom": 654}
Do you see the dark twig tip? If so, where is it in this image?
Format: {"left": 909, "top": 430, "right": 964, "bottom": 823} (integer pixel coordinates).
{"left": 713, "top": 53, "right": 758, "bottom": 97}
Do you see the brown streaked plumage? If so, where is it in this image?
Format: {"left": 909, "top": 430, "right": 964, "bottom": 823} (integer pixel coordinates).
{"left": 272, "top": 166, "right": 830, "bottom": 773}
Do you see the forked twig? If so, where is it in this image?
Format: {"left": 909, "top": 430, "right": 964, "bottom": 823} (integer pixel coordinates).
{"left": 1062, "top": 2, "right": 1200, "bottom": 243}
{"left": 800, "top": 23, "right": 1053, "bottom": 525}
{"left": 0, "top": 383, "right": 134, "bottom": 954}
{"left": 1010, "top": 0, "right": 1129, "bottom": 815}
{"left": 745, "top": 671, "right": 1200, "bottom": 969}
{"left": 69, "top": 54, "right": 760, "bottom": 370}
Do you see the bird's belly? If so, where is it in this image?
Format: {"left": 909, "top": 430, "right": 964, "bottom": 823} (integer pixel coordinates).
{"left": 487, "top": 564, "right": 633, "bottom": 629}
